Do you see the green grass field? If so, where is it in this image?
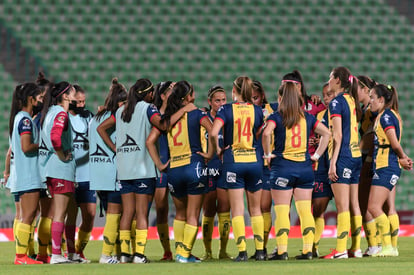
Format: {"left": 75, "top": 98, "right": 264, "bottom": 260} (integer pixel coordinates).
{"left": 1, "top": 238, "right": 414, "bottom": 274}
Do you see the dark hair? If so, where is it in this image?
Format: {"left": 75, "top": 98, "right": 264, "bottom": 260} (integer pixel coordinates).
{"left": 233, "top": 76, "right": 254, "bottom": 104}
{"left": 40, "top": 81, "right": 72, "bottom": 126}
{"left": 36, "top": 72, "right": 52, "bottom": 93}
{"left": 282, "top": 70, "right": 309, "bottom": 102}
{"left": 95, "top": 77, "right": 127, "bottom": 120}
{"left": 121, "top": 78, "right": 153, "bottom": 123}
{"left": 163, "top": 80, "right": 193, "bottom": 127}
{"left": 372, "top": 84, "right": 399, "bottom": 112}
{"left": 9, "top": 83, "right": 42, "bottom": 137}
{"left": 153, "top": 81, "right": 173, "bottom": 109}
{"left": 252, "top": 80, "right": 268, "bottom": 105}
{"left": 357, "top": 75, "right": 376, "bottom": 90}
{"left": 73, "top": 84, "right": 85, "bottom": 94}
{"left": 277, "top": 82, "right": 304, "bottom": 129}
{"left": 331, "top": 66, "right": 362, "bottom": 122}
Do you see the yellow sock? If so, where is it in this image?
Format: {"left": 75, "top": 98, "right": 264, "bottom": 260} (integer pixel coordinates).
{"left": 263, "top": 212, "right": 272, "bottom": 248}
{"left": 376, "top": 229, "right": 382, "bottom": 247}
{"left": 135, "top": 229, "right": 148, "bottom": 255}
{"left": 295, "top": 200, "right": 315, "bottom": 254}
{"left": 388, "top": 214, "right": 399, "bottom": 248}
{"left": 181, "top": 224, "right": 198, "bottom": 258}
{"left": 119, "top": 230, "right": 131, "bottom": 255}
{"left": 115, "top": 236, "right": 121, "bottom": 256}
{"left": 157, "top": 223, "right": 171, "bottom": 253}
{"left": 232, "top": 216, "right": 246, "bottom": 252}
{"left": 251, "top": 215, "right": 264, "bottom": 250}
{"left": 37, "top": 217, "right": 52, "bottom": 256}
{"left": 274, "top": 205, "right": 290, "bottom": 254}
{"left": 350, "top": 215, "right": 362, "bottom": 250}
{"left": 218, "top": 212, "right": 230, "bottom": 252}
{"left": 336, "top": 211, "right": 350, "bottom": 253}
{"left": 314, "top": 217, "right": 324, "bottom": 250}
{"left": 75, "top": 229, "right": 91, "bottom": 253}
{"left": 15, "top": 222, "right": 31, "bottom": 255}
{"left": 375, "top": 213, "right": 391, "bottom": 247}
{"left": 102, "top": 214, "right": 120, "bottom": 256}
{"left": 363, "top": 220, "right": 378, "bottom": 248}
{"left": 173, "top": 219, "right": 186, "bottom": 255}
{"left": 202, "top": 216, "right": 214, "bottom": 253}
{"left": 28, "top": 219, "right": 37, "bottom": 256}
{"left": 13, "top": 218, "right": 19, "bottom": 241}
{"left": 130, "top": 220, "right": 136, "bottom": 254}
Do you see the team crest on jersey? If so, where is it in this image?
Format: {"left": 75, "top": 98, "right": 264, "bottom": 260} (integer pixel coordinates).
{"left": 226, "top": 172, "right": 236, "bottom": 183}
{"left": 343, "top": 168, "right": 352, "bottom": 179}
{"left": 383, "top": 114, "right": 391, "bottom": 124}
{"left": 304, "top": 103, "right": 312, "bottom": 112}
{"left": 331, "top": 99, "right": 339, "bottom": 110}
{"left": 276, "top": 177, "right": 288, "bottom": 187}
{"left": 390, "top": 174, "right": 399, "bottom": 186}
{"left": 22, "top": 118, "right": 31, "bottom": 126}
{"left": 118, "top": 134, "right": 140, "bottom": 153}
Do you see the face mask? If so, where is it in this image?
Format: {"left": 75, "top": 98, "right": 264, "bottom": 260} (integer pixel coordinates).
{"left": 32, "top": 102, "right": 43, "bottom": 116}
{"left": 69, "top": 100, "right": 78, "bottom": 112}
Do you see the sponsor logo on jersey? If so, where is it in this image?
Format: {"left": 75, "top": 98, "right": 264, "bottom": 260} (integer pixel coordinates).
{"left": 256, "top": 179, "right": 263, "bottom": 185}
{"left": 56, "top": 182, "right": 65, "bottom": 188}
{"left": 226, "top": 172, "right": 236, "bottom": 183}
{"left": 117, "top": 134, "right": 140, "bottom": 153}
{"left": 276, "top": 177, "right": 288, "bottom": 187}
{"left": 73, "top": 130, "right": 89, "bottom": 150}
{"left": 196, "top": 182, "right": 205, "bottom": 189}
{"left": 343, "top": 168, "right": 352, "bottom": 179}
{"left": 390, "top": 174, "right": 399, "bottom": 186}
{"left": 372, "top": 172, "right": 379, "bottom": 180}
{"left": 138, "top": 182, "right": 148, "bottom": 188}
{"left": 39, "top": 140, "right": 49, "bottom": 156}
{"left": 208, "top": 168, "right": 220, "bottom": 177}
{"left": 22, "top": 118, "right": 31, "bottom": 130}
{"left": 196, "top": 162, "right": 208, "bottom": 178}
{"left": 90, "top": 145, "right": 114, "bottom": 163}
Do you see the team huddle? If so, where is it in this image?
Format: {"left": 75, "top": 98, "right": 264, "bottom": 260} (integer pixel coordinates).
{"left": 4, "top": 66, "right": 412, "bottom": 265}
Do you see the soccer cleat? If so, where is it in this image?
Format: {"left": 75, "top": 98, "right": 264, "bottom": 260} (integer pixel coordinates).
{"left": 255, "top": 250, "right": 266, "bottom": 261}
{"left": 68, "top": 253, "right": 89, "bottom": 263}
{"left": 268, "top": 252, "right": 288, "bottom": 261}
{"left": 348, "top": 249, "right": 363, "bottom": 258}
{"left": 14, "top": 255, "right": 43, "bottom": 265}
{"left": 269, "top": 247, "right": 278, "bottom": 258}
{"left": 36, "top": 254, "right": 51, "bottom": 264}
{"left": 312, "top": 247, "right": 320, "bottom": 258}
{"left": 120, "top": 253, "right": 132, "bottom": 263}
{"left": 99, "top": 254, "right": 120, "bottom": 264}
{"left": 218, "top": 250, "right": 233, "bottom": 260}
{"left": 176, "top": 254, "right": 201, "bottom": 263}
{"left": 376, "top": 245, "right": 398, "bottom": 257}
{"left": 363, "top": 246, "right": 379, "bottom": 257}
{"left": 321, "top": 249, "right": 348, "bottom": 259}
{"left": 392, "top": 247, "right": 399, "bottom": 257}
{"left": 201, "top": 251, "right": 213, "bottom": 261}
{"left": 132, "top": 253, "right": 150, "bottom": 264}
{"left": 77, "top": 251, "right": 91, "bottom": 263}
{"left": 295, "top": 252, "right": 313, "bottom": 260}
{"left": 233, "top": 251, "right": 248, "bottom": 262}
{"left": 160, "top": 251, "right": 173, "bottom": 261}
{"left": 50, "top": 254, "right": 73, "bottom": 264}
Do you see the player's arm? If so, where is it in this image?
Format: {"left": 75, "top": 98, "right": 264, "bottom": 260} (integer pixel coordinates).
{"left": 211, "top": 118, "right": 224, "bottom": 158}
{"left": 3, "top": 147, "right": 11, "bottom": 183}
{"left": 51, "top": 112, "right": 72, "bottom": 162}
{"left": 145, "top": 127, "right": 168, "bottom": 172}
{"left": 312, "top": 121, "right": 331, "bottom": 162}
{"left": 197, "top": 116, "right": 214, "bottom": 161}
{"left": 329, "top": 116, "right": 342, "bottom": 182}
{"left": 385, "top": 127, "right": 412, "bottom": 170}
{"left": 97, "top": 115, "right": 116, "bottom": 153}
{"left": 262, "top": 120, "right": 276, "bottom": 169}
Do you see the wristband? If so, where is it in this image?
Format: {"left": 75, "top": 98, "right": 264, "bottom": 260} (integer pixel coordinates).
{"left": 263, "top": 153, "right": 272, "bottom": 158}
{"left": 312, "top": 152, "right": 320, "bottom": 161}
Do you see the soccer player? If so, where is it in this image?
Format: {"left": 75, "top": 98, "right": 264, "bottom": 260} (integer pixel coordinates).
{"left": 200, "top": 85, "right": 231, "bottom": 260}
{"left": 146, "top": 81, "right": 213, "bottom": 263}
{"left": 211, "top": 76, "right": 265, "bottom": 261}
{"left": 311, "top": 83, "right": 335, "bottom": 257}
{"left": 367, "top": 84, "right": 412, "bottom": 256}
{"left": 90, "top": 78, "right": 127, "bottom": 264}
{"left": 9, "top": 83, "right": 44, "bottom": 265}
{"left": 322, "top": 67, "right": 363, "bottom": 259}
{"left": 38, "top": 82, "right": 78, "bottom": 264}
{"left": 68, "top": 84, "right": 95, "bottom": 262}
{"left": 263, "top": 81, "right": 330, "bottom": 260}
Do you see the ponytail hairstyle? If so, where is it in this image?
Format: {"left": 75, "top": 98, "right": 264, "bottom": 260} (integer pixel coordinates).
{"left": 95, "top": 77, "right": 127, "bottom": 121}
{"left": 372, "top": 84, "right": 399, "bottom": 112}
{"left": 252, "top": 80, "right": 268, "bottom": 105}
{"left": 153, "top": 81, "right": 173, "bottom": 109}
{"left": 121, "top": 78, "right": 153, "bottom": 123}
{"left": 40, "top": 81, "right": 72, "bottom": 126}
{"left": 9, "top": 83, "right": 42, "bottom": 137}
{"left": 357, "top": 75, "right": 376, "bottom": 90}
{"left": 163, "top": 80, "right": 194, "bottom": 128}
{"left": 36, "top": 71, "right": 52, "bottom": 93}
{"left": 233, "top": 76, "right": 254, "bottom": 104}
{"left": 282, "top": 70, "right": 309, "bottom": 103}
{"left": 331, "top": 66, "right": 362, "bottom": 122}
{"left": 277, "top": 82, "right": 304, "bottom": 129}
